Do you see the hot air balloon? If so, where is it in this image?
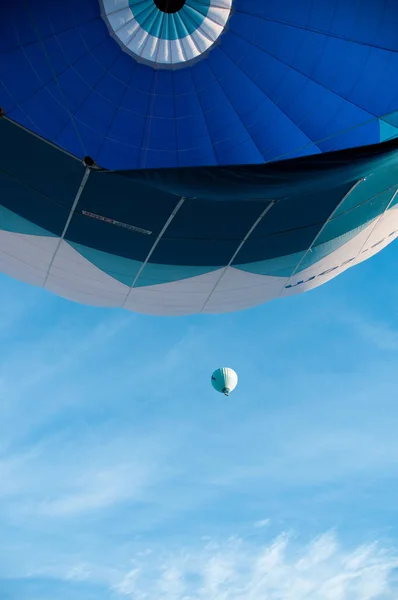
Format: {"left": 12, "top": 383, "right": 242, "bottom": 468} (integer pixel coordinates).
{"left": 211, "top": 368, "right": 238, "bottom": 396}
{"left": 1, "top": 1, "right": 398, "bottom": 315}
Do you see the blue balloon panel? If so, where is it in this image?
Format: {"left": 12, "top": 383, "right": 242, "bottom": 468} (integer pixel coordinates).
{"left": 1, "top": 0, "right": 398, "bottom": 169}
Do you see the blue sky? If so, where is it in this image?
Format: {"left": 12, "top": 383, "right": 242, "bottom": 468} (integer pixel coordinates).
{"left": 1, "top": 242, "right": 398, "bottom": 599}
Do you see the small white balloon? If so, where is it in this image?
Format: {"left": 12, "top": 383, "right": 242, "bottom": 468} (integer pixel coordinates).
{"left": 211, "top": 367, "right": 238, "bottom": 396}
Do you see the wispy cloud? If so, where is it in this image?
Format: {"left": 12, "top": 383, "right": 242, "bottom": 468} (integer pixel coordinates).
{"left": 0, "top": 424, "right": 180, "bottom": 522}
{"left": 113, "top": 532, "right": 398, "bottom": 600}
{"left": 5, "top": 531, "right": 395, "bottom": 600}
{"left": 37, "top": 462, "right": 154, "bottom": 518}
{"left": 254, "top": 519, "right": 270, "bottom": 528}
{"left": 336, "top": 310, "right": 398, "bottom": 351}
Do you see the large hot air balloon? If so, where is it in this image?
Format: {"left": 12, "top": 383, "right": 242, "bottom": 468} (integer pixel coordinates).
{"left": 1, "top": 1, "right": 398, "bottom": 315}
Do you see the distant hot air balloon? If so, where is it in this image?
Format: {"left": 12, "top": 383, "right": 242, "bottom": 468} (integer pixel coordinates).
{"left": 211, "top": 368, "right": 238, "bottom": 396}
{"left": 1, "top": 1, "right": 398, "bottom": 315}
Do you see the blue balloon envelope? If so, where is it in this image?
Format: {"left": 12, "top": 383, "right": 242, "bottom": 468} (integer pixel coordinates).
{"left": 1, "top": 0, "right": 398, "bottom": 314}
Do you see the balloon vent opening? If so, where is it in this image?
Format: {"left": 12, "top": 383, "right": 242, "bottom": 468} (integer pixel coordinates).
{"left": 154, "top": 0, "right": 186, "bottom": 13}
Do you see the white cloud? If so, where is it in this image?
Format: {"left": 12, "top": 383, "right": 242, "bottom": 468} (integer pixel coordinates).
{"left": 2, "top": 436, "right": 176, "bottom": 522}
{"left": 4, "top": 531, "right": 397, "bottom": 600}
{"left": 0, "top": 312, "right": 129, "bottom": 402}
{"left": 347, "top": 316, "right": 398, "bottom": 351}
{"left": 36, "top": 462, "right": 153, "bottom": 518}
{"left": 254, "top": 519, "right": 270, "bottom": 528}
{"left": 113, "top": 532, "right": 398, "bottom": 600}
{"left": 65, "top": 564, "right": 91, "bottom": 581}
